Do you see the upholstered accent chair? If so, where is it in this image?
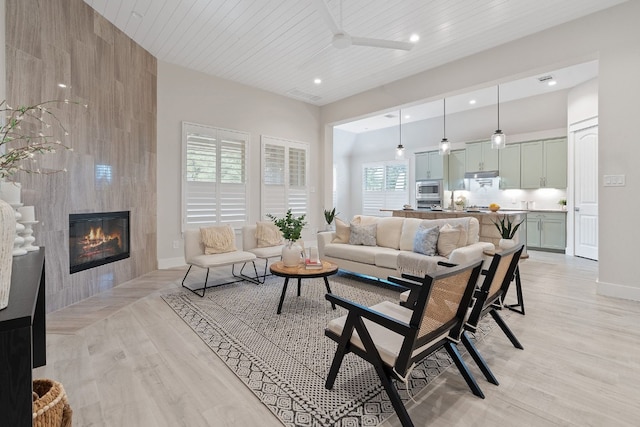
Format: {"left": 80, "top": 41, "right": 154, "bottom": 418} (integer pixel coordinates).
{"left": 182, "top": 228, "right": 259, "bottom": 297}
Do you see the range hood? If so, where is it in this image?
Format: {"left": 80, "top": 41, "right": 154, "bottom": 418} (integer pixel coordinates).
{"left": 464, "top": 170, "right": 500, "bottom": 179}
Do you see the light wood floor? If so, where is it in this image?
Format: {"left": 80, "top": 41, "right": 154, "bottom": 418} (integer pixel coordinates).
{"left": 35, "top": 252, "right": 640, "bottom": 427}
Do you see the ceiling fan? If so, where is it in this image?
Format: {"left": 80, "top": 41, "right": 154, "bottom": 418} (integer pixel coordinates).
{"left": 312, "top": 0, "right": 415, "bottom": 51}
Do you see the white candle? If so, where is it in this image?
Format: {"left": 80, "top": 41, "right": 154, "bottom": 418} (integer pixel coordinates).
{"left": 18, "top": 205, "right": 35, "bottom": 222}
{"left": 0, "top": 181, "right": 21, "bottom": 204}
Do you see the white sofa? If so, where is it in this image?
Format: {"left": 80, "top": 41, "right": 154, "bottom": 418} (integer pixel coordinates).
{"left": 317, "top": 215, "right": 494, "bottom": 280}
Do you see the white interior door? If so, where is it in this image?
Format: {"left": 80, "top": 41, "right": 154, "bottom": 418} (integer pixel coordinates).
{"left": 574, "top": 125, "right": 598, "bottom": 260}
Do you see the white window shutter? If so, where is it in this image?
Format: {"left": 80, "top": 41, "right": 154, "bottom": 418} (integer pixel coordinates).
{"left": 261, "top": 136, "right": 309, "bottom": 219}
{"left": 182, "top": 123, "right": 249, "bottom": 230}
{"left": 362, "top": 161, "right": 408, "bottom": 216}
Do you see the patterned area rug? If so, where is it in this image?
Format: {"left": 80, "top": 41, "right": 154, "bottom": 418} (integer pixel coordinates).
{"left": 162, "top": 272, "right": 493, "bottom": 427}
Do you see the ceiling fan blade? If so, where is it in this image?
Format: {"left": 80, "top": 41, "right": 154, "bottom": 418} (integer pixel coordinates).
{"left": 312, "top": 0, "right": 341, "bottom": 35}
{"left": 351, "top": 36, "right": 414, "bottom": 51}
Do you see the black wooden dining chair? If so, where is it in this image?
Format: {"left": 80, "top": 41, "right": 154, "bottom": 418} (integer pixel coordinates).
{"left": 324, "top": 260, "right": 484, "bottom": 427}
{"left": 459, "top": 243, "right": 525, "bottom": 385}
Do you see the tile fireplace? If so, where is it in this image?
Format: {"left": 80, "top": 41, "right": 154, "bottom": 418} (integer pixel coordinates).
{"left": 69, "top": 211, "right": 130, "bottom": 274}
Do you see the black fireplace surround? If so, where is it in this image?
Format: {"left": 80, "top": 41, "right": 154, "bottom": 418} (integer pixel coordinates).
{"left": 69, "top": 211, "right": 130, "bottom": 274}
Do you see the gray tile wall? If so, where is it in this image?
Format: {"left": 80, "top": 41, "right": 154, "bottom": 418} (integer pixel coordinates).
{"left": 5, "top": 0, "right": 157, "bottom": 312}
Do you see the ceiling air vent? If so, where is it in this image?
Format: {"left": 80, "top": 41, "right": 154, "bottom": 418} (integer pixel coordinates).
{"left": 538, "top": 75, "right": 553, "bottom": 83}
{"left": 384, "top": 113, "right": 396, "bottom": 119}
{"left": 286, "top": 88, "right": 322, "bottom": 103}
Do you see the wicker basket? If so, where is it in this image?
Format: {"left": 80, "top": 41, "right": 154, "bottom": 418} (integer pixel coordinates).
{"left": 32, "top": 379, "right": 73, "bottom": 427}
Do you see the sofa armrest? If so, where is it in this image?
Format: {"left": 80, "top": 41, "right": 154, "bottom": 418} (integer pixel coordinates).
{"left": 449, "top": 242, "right": 495, "bottom": 265}
{"left": 317, "top": 231, "right": 336, "bottom": 258}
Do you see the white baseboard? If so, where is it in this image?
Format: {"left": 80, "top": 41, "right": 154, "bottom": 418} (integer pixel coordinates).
{"left": 597, "top": 280, "right": 640, "bottom": 302}
{"left": 158, "top": 257, "right": 186, "bottom": 269}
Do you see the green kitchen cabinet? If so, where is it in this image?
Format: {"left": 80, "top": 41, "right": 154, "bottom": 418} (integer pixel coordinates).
{"left": 521, "top": 138, "right": 567, "bottom": 189}
{"left": 499, "top": 143, "right": 521, "bottom": 189}
{"left": 448, "top": 149, "right": 466, "bottom": 190}
{"left": 465, "top": 140, "right": 499, "bottom": 172}
{"left": 416, "top": 150, "right": 445, "bottom": 180}
{"left": 526, "top": 212, "right": 566, "bottom": 251}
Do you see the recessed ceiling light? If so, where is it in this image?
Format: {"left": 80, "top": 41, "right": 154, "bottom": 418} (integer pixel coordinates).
{"left": 314, "top": 78, "right": 322, "bottom": 85}
{"left": 409, "top": 34, "right": 420, "bottom": 43}
{"left": 57, "top": 83, "right": 68, "bottom": 88}
{"left": 404, "top": 114, "right": 411, "bottom": 119}
{"left": 469, "top": 99, "right": 476, "bottom": 105}
{"left": 547, "top": 80, "right": 557, "bottom": 86}
{"left": 131, "top": 11, "right": 143, "bottom": 19}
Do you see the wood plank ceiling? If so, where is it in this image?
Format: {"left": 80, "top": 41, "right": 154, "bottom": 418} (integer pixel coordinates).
{"left": 83, "top": 0, "right": 626, "bottom": 106}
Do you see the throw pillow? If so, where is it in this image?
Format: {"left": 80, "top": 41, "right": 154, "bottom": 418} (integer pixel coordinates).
{"left": 256, "top": 221, "right": 284, "bottom": 247}
{"left": 200, "top": 225, "right": 237, "bottom": 254}
{"left": 413, "top": 225, "right": 440, "bottom": 256}
{"left": 332, "top": 217, "right": 351, "bottom": 243}
{"left": 437, "top": 224, "right": 462, "bottom": 257}
{"left": 349, "top": 223, "right": 377, "bottom": 246}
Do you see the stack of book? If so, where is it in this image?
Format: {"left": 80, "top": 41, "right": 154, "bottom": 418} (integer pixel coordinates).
{"left": 305, "top": 259, "right": 323, "bottom": 269}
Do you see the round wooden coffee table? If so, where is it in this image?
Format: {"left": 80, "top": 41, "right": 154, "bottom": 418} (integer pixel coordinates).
{"left": 269, "top": 260, "right": 338, "bottom": 314}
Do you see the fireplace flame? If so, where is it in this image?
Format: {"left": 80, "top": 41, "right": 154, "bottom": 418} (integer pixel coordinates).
{"left": 83, "top": 227, "right": 121, "bottom": 249}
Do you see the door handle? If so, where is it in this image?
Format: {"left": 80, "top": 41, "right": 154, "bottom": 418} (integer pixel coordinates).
{"left": 575, "top": 207, "right": 580, "bottom": 212}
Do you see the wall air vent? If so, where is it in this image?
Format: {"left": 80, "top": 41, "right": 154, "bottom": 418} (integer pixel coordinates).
{"left": 286, "top": 88, "right": 322, "bottom": 103}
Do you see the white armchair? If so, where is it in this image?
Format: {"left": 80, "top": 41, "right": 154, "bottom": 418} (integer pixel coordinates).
{"left": 182, "top": 228, "right": 259, "bottom": 297}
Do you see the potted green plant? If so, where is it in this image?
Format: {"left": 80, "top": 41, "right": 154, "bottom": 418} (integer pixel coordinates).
{"left": 558, "top": 199, "right": 567, "bottom": 210}
{"left": 323, "top": 208, "right": 338, "bottom": 230}
{"left": 492, "top": 215, "right": 524, "bottom": 249}
{"left": 267, "top": 209, "right": 307, "bottom": 266}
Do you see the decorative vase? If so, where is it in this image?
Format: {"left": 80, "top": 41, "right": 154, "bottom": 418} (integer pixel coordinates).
{"left": 282, "top": 240, "right": 303, "bottom": 267}
{"left": 0, "top": 199, "right": 16, "bottom": 310}
{"left": 499, "top": 238, "right": 516, "bottom": 250}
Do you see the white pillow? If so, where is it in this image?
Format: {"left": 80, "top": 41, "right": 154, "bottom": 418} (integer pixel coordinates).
{"left": 331, "top": 217, "right": 351, "bottom": 243}
{"left": 201, "top": 225, "right": 237, "bottom": 254}
{"left": 437, "top": 223, "right": 466, "bottom": 257}
{"left": 256, "top": 221, "right": 283, "bottom": 247}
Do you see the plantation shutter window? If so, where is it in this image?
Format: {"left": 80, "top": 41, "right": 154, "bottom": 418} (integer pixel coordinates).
{"left": 182, "top": 122, "right": 249, "bottom": 230}
{"left": 362, "top": 161, "right": 408, "bottom": 216}
{"left": 261, "top": 136, "right": 309, "bottom": 219}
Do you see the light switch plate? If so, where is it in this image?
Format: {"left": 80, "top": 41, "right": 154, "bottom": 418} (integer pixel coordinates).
{"left": 603, "top": 174, "right": 626, "bottom": 186}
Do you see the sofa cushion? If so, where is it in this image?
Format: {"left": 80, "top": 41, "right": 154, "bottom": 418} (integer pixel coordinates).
{"left": 349, "top": 223, "right": 377, "bottom": 246}
{"left": 437, "top": 223, "right": 466, "bottom": 257}
{"left": 413, "top": 225, "right": 440, "bottom": 256}
{"left": 399, "top": 218, "right": 424, "bottom": 251}
{"left": 255, "top": 221, "right": 284, "bottom": 247}
{"left": 352, "top": 215, "right": 379, "bottom": 226}
{"left": 376, "top": 217, "right": 404, "bottom": 249}
{"left": 332, "top": 217, "right": 351, "bottom": 243}
{"left": 324, "top": 243, "right": 378, "bottom": 265}
{"left": 200, "top": 225, "right": 237, "bottom": 254}
{"left": 374, "top": 247, "right": 402, "bottom": 269}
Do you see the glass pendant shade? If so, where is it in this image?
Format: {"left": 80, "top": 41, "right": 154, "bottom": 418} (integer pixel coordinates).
{"left": 395, "top": 109, "right": 404, "bottom": 159}
{"left": 439, "top": 98, "right": 450, "bottom": 155}
{"left": 439, "top": 138, "right": 450, "bottom": 155}
{"left": 491, "top": 86, "right": 506, "bottom": 149}
{"left": 491, "top": 130, "right": 506, "bottom": 149}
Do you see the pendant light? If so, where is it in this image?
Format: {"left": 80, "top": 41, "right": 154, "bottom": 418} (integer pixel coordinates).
{"left": 491, "top": 85, "right": 506, "bottom": 149}
{"left": 439, "top": 98, "right": 450, "bottom": 155}
{"left": 395, "top": 109, "right": 405, "bottom": 159}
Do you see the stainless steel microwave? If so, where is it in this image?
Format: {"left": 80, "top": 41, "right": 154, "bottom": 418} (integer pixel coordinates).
{"left": 416, "top": 180, "right": 443, "bottom": 200}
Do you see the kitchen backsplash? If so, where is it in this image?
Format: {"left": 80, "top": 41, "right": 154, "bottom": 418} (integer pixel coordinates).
{"left": 445, "top": 178, "right": 567, "bottom": 210}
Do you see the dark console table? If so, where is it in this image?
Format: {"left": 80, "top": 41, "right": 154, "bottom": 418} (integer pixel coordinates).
{"left": 0, "top": 249, "right": 46, "bottom": 427}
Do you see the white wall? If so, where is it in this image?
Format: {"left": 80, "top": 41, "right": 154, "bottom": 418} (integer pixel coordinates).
{"left": 320, "top": 1, "right": 640, "bottom": 301}
{"left": 157, "top": 62, "right": 321, "bottom": 267}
